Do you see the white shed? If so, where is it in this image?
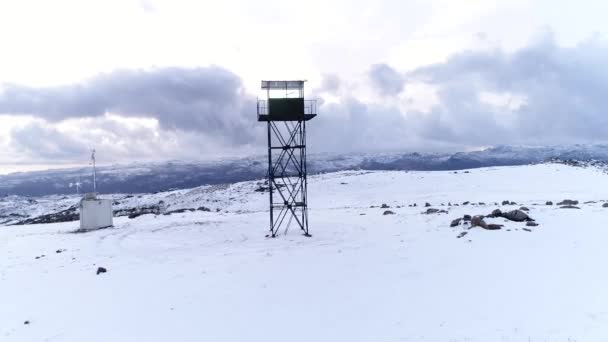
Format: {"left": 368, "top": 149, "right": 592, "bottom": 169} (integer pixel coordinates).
{"left": 80, "top": 193, "right": 113, "bottom": 230}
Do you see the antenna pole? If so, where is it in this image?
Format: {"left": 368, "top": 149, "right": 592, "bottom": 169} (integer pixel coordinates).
{"left": 91, "top": 149, "right": 97, "bottom": 193}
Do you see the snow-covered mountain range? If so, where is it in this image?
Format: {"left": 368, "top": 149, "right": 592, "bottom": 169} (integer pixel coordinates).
{"left": 2, "top": 144, "right": 608, "bottom": 196}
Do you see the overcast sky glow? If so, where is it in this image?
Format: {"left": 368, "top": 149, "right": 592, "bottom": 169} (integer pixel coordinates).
{"left": 1, "top": 0, "right": 608, "bottom": 174}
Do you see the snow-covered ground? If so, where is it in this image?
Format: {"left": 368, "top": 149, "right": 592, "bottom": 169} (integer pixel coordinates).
{"left": 2, "top": 163, "right": 608, "bottom": 341}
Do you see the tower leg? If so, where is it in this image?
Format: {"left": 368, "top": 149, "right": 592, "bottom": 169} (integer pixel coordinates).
{"left": 266, "top": 120, "right": 310, "bottom": 238}
{"left": 267, "top": 121, "right": 275, "bottom": 237}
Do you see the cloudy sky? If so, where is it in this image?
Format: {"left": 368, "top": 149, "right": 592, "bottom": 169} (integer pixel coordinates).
{"left": 1, "top": 0, "right": 608, "bottom": 173}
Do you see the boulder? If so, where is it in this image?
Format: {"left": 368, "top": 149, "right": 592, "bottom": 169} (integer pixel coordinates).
{"left": 501, "top": 210, "right": 531, "bottom": 222}
{"left": 456, "top": 231, "right": 468, "bottom": 239}
{"left": 486, "top": 224, "right": 503, "bottom": 230}
{"left": 471, "top": 215, "right": 488, "bottom": 229}
{"left": 383, "top": 210, "right": 395, "bottom": 215}
{"left": 501, "top": 200, "right": 510, "bottom": 205}
{"left": 526, "top": 221, "right": 539, "bottom": 227}
{"left": 546, "top": 201, "right": 553, "bottom": 205}
{"left": 519, "top": 206, "right": 530, "bottom": 211}
{"left": 489, "top": 209, "right": 502, "bottom": 218}
{"left": 557, "top": 199, "right": 578, "bottom": 206}
{"left": 560, "top": 205, "right": 580, "bottom": 209}
{"left": 381, "top": 204, "right": 390, "bottom": 209}
{"left": 602, "top": 203, "right": 608, "bottom": 208}
{"left": 424, "top": 208, "right": 447, "bottom": 214}
{"left": 96, "top": 267, "right": 107, "bottom": 275}
{"left": 463, "top": 215, "right": 472, "bottom": 221}
{"left": 450, "top": 218, "right": 463, "bottom": 227}
{"left": 425, "top": 202, "right": 431, "bottom": 207}
{"left": 462, "top": 201, "right": 470, "bottom": 205}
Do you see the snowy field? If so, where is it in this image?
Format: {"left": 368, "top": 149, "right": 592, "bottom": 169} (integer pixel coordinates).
{"left": 2, "top": 163, "right": 608, "bottom": 341}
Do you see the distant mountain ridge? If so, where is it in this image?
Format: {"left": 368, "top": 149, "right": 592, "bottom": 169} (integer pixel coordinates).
{"left": 2, "top": 144, "right": 608, "bottom": 196}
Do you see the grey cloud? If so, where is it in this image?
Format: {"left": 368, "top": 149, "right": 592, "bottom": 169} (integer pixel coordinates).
{"left": 311, "top": 35, "right": 608, "bottom": 153}
{"left": 9, "top": 117, "right": 259, "bottom": 164}
{"left": 11, "top": 123, "right": 90, "bottom": 161}
{"left": 408, "top": 34, "right": 608, "bottom": 145}
{"left": 368, "top": 63, "right": 405, "bottom": 96}
{"left": 0, "top": 66, "right": 258, "bottom": 144}
{"left": 319, "top": 74, "right": 341, "bottom": 93}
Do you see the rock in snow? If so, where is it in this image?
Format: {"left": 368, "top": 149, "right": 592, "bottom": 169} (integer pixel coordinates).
{"left": 486, "top": 224, "right": 504, "bottom": 230}
{"left": 450, "top": 218, "right": 463, "bottom": 227}
{"left": 489, "top": 209, "right": 502, "bottom": 217}
{"left": 501, "top": 209, "right": 531, "bottom": 222}
{"left": 471, "top": 215, "right": 488, "bottom": 229}
{"left": 560, "top": 205, "right": 581, "bottom": 209}
{"left": 424, "top": 208, "right": 447, "bottom": 214}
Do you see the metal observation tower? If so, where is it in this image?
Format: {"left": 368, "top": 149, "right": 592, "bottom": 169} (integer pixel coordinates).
{"left": 257, "top": 80, "right": 317, "bottom": 237}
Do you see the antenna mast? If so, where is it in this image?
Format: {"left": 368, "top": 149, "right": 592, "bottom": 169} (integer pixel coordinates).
{"left": 91, "top": 149, "right": 97, "bottom": 193}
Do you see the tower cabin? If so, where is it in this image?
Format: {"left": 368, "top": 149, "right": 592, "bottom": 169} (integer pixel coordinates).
{"left": 257, "top": 80, "right": 316, "bottom": 122}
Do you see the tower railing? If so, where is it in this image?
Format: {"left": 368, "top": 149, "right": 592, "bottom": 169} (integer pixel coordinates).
{"left": 257, "top": 99, "right": 317, "bottom": 118}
